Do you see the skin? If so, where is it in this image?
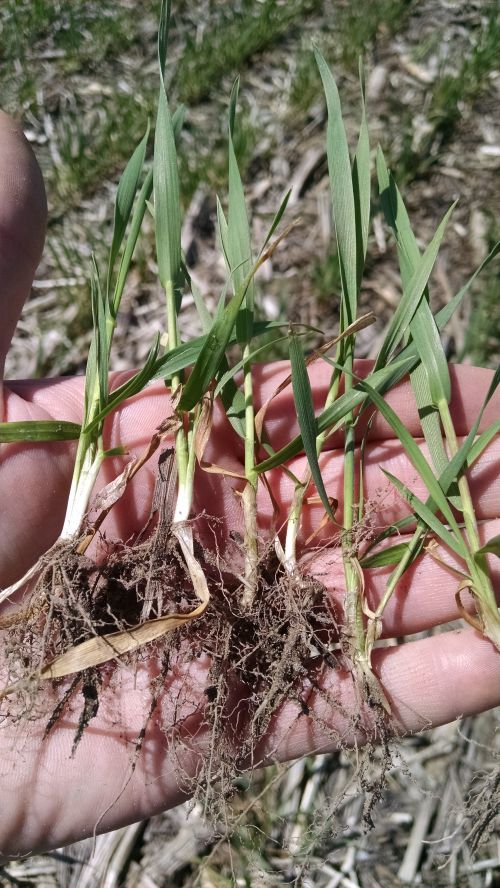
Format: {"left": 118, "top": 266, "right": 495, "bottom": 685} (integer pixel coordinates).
{"left": 1, "top": 111, "right": 500, "bottom": 859}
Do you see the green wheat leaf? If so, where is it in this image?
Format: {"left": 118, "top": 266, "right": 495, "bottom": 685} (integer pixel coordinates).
{"left": 227, "top": 78, "right": 254, "bottom": 344}
{"left": 83, "top": 336, "right": 161, "bottom": 435}
{"left": 476, "top": 535, "right": 500, "bottom": 558}
{"left": 113, "top": 102, "right": 183, "bottom": 323}
{"left": 376, "top": 146, "right": 452, "bottom": 488}
{"left": 359, "top": 378, "right": 464, "bottom": 543}
{"left": 112, "top": 169, "right": 152, "bottom": 318}
{"left": 107, "top": 123, "right": 150, "bottom": 304}
{"left": 214, "top": 328, "right": 310, "bottom": 397}
{"left": 259, "top": 189, "right": 291, "bottom": 254}
{"left": 0, "top": 421, "right": 81, "bottom": 443}
{"left": 154, "top": 41, "right": 181, "bottom": 294}
{"left": 180, "top": 208, "right": 294, "bottom": 412}
{"left": 361, "top": 541, "right": 417, "bottom": 569}
{"left": 158, "top": 0, "right": 171, "bottom": 78}
{"left": 375, "top": 200, "right": 456, "bottom": 370}
{"left": 217, "top": 196, "right": 230, "bottom": 268}
{"left": 90, "top": 257, "right": 109, "bottom": 412}
{"left": 352, "top": 59, "right": 370, "bottom": 290}
{"left": 255, "top": 354, "right": 415, "bottom": 474}
{"left": 467, "top": 418, "right": 500, "bottom": 467}
{"left": 362, "top": 368, "right": 500, "bottom": 559}
{"left": 382, "top": 470, "right": 465, "bottom": 558}
{"left": 191, "top": 280, "right": 213, "bottom": 333}
{"left": 178, "top": 270, "right": 256, "bottom": 411}
{"left": 315, "top": 48, "right": 357, "bottom": 324}
{"left": 289, "top": 330, "right": 334, "bottom": 519}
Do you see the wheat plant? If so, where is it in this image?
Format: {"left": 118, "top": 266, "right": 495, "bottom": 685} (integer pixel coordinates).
{"left": 1, "top": 0, "right": 500, "bottom": 813}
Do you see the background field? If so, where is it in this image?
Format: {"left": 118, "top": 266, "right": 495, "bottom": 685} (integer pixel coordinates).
{"left": 2, "top": 1, "right": 500, "bottom": 886}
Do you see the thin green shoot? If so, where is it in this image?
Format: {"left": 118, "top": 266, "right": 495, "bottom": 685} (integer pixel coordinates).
{"left": 0, "top": 421, "right": 81, "bottom": 444}
{"left": 360, "top": 366, "right": 500, "bottom": 651}
{"left": 308, "top": 50, "right": 391, "bottom": 702}
{"left": 373, "top": 149, "right": 500, "bottom": 649}
{"left": 61, "top": 126, "right": 151, "bottom": 541}
{"left": 222, "top": 79, "right": 258, "bottom": 604}
{"left": 289, "top": 329, "right": 334, "bottom": 523}
{"left": 253, "top": 239, "right": 500, "bottom": 477}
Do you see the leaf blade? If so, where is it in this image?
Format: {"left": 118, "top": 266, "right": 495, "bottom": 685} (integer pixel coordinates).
{"left": 0, "top": 421, "right": 81, "bottom": 443}
{"left": 289, "top": 331, "right": 334, "bottom": 519}
{"left": 227, "top": 78, "right": 254, "bottom": 344}
{"left": 382, "top": 470, "right": 466, "bottom": 558}
{"left": 315, "top": 48, "right": 357, "bottom": 323}
{"left": 107, "top": 123, "right": 150, "bottom": 303}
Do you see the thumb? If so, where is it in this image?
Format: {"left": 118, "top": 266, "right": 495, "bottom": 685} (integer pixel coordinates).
{"left": 0, "top": 112, "right": 47, "bottom": 395}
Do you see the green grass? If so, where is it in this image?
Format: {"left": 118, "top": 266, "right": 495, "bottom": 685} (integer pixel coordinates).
{"left": 388, "top": 3, "right": 499, "bottom": 184}
{"left": 7, "top": 10, "right": 500, "bottom": 744}
{"left": 429, "top": 4, "right": 499, "bottom": 144}
{"left": 289, "top": 0, "right": 412, "bottom": 114}
{"left": 465, "top": 213, "right": 500, "bottom": 368}
{"left": 0, "top": 0, "right": 134, "bottom": 68}
{"left": 337, "top": 0, "right": 413, "bottom": 70}
{"left": 4, "top": 0, "right": 500, "bottom": 382}
{"left": 3, "top": 6, "right": 500, "bottom": 882}
{"left": 0, "top": 0, "right": 157, "bottom": 209}
{"left": 175, "top": 0, "right": 323, "bottom": 105}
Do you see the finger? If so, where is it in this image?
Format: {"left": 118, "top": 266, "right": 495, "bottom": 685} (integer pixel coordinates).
{"left": 305, "top": 518, "right": 500, "bottom": 639}
{"left": 254, "top": 361, "right": 500, "bottom": 452}
{"left": 0, "top": 375, "right": 238, "bottom": 585}
{"left": 1, "top": 626, "right": 499, "bottom": 858}
{"left": 0, "top": 113, "right": 47, "bottom": 390}
{"left": 2, "top": 372, "right": 499, "bottom": 586}
{"left": 0, "top": 376, "right": 173, "bottom": 586}
{"left": 262, "top": 628, "right": 500, "bottom": 764}
{"left": 0, "top": 655, "right": 210, "bottom": 859}
{"left": 261, "top": 431, "right": 500, "bottom": 540}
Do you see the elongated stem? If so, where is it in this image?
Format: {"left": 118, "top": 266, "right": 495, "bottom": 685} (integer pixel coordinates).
{"left": 364, "top": 522, "right": 426, "bottom": 659}
{"left": 61, "top": 439, "right": 104, "bottom": 540}
{"left": 243, "top": 344, "right": 255, "bottom": 483}
{"left": 340, "top": 341, "right": 390, "bottom": 707}
{"left": 283, "top": 366, "right": 342, "bottom": 570}
{"left": 61, "top": 356, "right": 106, "bottom": 541}
{"left": 241, "top": 344, "right": 259, "bottom": 608}
{"left": 438, "top": 399, "right": 481, "bottom": 551}
{"left": 173, "top": 418, "right": 191, "bottom": 524}
{"left": 164, "top": 278, "right": 192, "bottom": 524}
{"left": 438, "top": 398, "right": 500, "bottom": 640}
{"left": 341, "top": 343, "right": 364, "bottom": 650}
{"left": 241, "top": 482, "right": 258, "bottom": 607}
{"left": 284, "top": 480, "right": 307, "bottom": 569}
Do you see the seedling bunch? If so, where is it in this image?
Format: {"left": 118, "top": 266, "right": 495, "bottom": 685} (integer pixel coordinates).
{"left": 1, "top": 0, "right": 500, "bottom": 803}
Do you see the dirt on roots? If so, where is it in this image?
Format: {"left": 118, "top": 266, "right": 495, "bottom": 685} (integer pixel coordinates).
{"left": 0, "top": 446, "right": 394, "bottom": 818}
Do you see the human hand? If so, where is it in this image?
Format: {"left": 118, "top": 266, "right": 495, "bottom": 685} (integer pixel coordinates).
{"left": 1, "top": 112, "right": 500, "bottom": 859}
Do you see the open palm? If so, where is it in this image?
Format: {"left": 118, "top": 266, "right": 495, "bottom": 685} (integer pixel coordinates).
{"left": 1, "top": 111, "right": 500, "bottom": 859}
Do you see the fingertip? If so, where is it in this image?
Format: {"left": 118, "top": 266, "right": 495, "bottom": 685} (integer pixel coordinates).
{"left": 0, "top": 111, "right": 47, "bottom": 383}
{"left": 375, "top": 629, "right": 500, "bottom": 732}
{"left": 0, "top": 112, "right": 47, "bottom": 242}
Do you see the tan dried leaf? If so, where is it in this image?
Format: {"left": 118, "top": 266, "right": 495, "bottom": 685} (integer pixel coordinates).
{"left": 194, "top": 396, "right": 214, "bottom": 464}
{"left": 90, "top": 459, "right": 138, "bottom": 513}
{"left": 39, "top": 599, "right": 208, "bottom": 680}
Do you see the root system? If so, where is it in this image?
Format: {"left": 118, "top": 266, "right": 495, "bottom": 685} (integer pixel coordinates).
{"left": 0, "top": 445, "right": 392, "bottom": 814}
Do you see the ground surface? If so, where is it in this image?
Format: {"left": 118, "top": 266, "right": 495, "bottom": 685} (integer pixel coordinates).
{"left": 1, "top": 1, "right": 500, "bottom": 885}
